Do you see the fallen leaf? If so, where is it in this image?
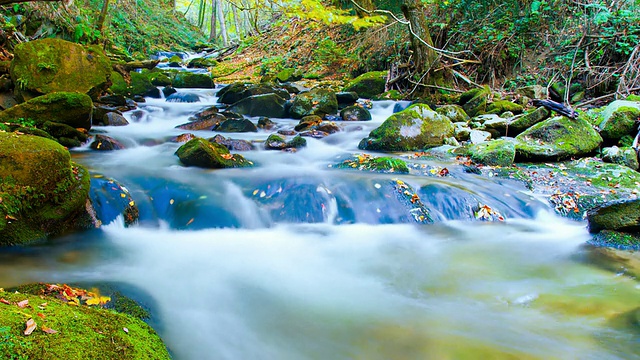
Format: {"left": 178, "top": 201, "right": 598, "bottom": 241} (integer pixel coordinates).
{"left": 0, "top": 298, "right": 10, "bottom": 305}
{"left": 17, "top": 299, "right": 28, "bottom": 308}
{"left": 24, "top": 318, "right": 37, "bottom": 335}
{"left": 86, "top": 296, "right": 111, "bottom": 306}
{"left": 41, "top": 326, "right": 58, "bottom": 334}
{"left": 221, "top": 153, "right": 233, "bottom": 160}
{"left": 123, "top": 327, "right": 129, "bottom": 334}
{"left": 37, "top": 313, "right": 46, "bottom": 319}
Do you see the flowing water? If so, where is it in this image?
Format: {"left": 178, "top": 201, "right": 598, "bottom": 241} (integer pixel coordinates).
{"left": 1, "top": 88, "right": 640, "bottom": 359}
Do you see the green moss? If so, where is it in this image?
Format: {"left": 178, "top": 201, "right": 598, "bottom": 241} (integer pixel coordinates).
{"left": 626, "top": 95, "right": 640, "bottom": 102}
{"left": 0, "top": 92, "right": 93, "bottom": 130}
{"left": 599, "top": 106, "right": 640, "bottom": 141}
{"left": 175, "top": 138, "right": 253, "bottom": 168}
{"left": 0, "top": 289, "right": 169, "bottom": 360}
{"left": 590, "top": 230, "right": 640, "bottom": 249}
{"left": 109, "top": 71, "right": 158, "bottom": 97}
{"left": 335, "top": 154, "right": 409, "bottom": 173}
{"left": 469, "top": 139, "right": 516, "bottom": 167}
{"left": 372, "top": 90, "right": 404, "bottom": 101}
{"left": 289, "top": 89, "right": 338, "bottom": 119}
{"left": 276, "top": 68, "right": 301, "bottom": 82}
{"left": 172, "top": 72, "right": 214, "bottom": 89}
{"left": 343, "top": 71, "right": 387, "bottom": 99}
{"left": 486, "top": 100, "right": 523, "bottom": 115}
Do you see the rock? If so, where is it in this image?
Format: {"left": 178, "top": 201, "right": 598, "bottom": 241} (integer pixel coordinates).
{"left": 10, "top": 38, "right": 111, "bottom": 101}
{"left": 316, "top": 122, "right": 340, "bottom": 134}
{"left": 190, "top": 105, "right": 219, "bottom": 121}
{"left": 436, "top": 105, "right": 469, "bottom": 123}
{"left": 508, "top": 107, "right": 551, "bottom": 135}
{"left": 265, "top": 134, "right": 307, "bottom": 150}
{"left": 149, "top": 72, "right": 172, "bottom": 86}
{"left": 515, "top": 116, "right": 602, "bottom": 161}
{"left": 278, "top": 129, "right": 297, "bottom": 136}
{"left": 209, "top": 134, "right": 254, "bottom": 151}
{"left": 276, "top": 68, "right": 302, "bottom": 82}
{"left": 0, "top": 92, "right": 93, "bottom": 130}
{"left": 469, "top": 130, "right": 491, "bottom": 144}
{"left": 227, "top": 93, "right": 287, "bottom": 118}
{"left": 98, "top": 112, "right": 129, "bottom": 126}
{"left": 299, "top": 130, "right": 329, "bottom": 138}
{"left": 295, "top": 115, "right": 323, "bottom": 131}
{"left": 289, "top": 88, "right": 338, "bottom": 119}
{"left": 598, "top": 100, "right": 640, "bottom": 142}
{"left": 483, "top": 116, "right": 508, "bottom": 136}
{"left": 358, "top": 104, "right": 454, "bottom": 151}
{"left": 187, "top": 57, "right": 219, "bottom": 68}
{"left": 336, "top": 91, "right": 359, "bottom": 108}
{"left": 340, "top": 105, "right": 372, "bottom": 121}
{"left": 221, "top": 111, "right": 243, "bottom": 120}
{"left": 171, "top": 133, "right": 196, "bottom": 143}
{"left": 486, "top": 100, "right": 523, "bottom": 115}
{"left": 98, "top": 94, "right": 127, "bottom": 106}
{"left": 176, "top": 113, "right": 226, "bottom": 131}
{"left": 373, "top": 90, "right": 404, "bottom": 100}
{"left": 0, "top": 132, "right": 93, "bottom": 244}
{"left": 459, "top": 86, "right": 490, "bottom": 117}
{"left": 162, "top": 85, "right": 177, "bottom": 98}
{"left": 343, "top": 71, "right": 387, "bottom": 99}
{"left": 468, "top": 139, "right": 516, "bottom": 167}
{"left": 587, "top": 199, "right": 640, "bottom": 234}
{"left": 590, "top": 230, "right": 640, "bottom": 249}
{"left": 516, "top": 85, "right": 547, "bottom": 100}
{"left": 90, "top": 176, "right": 139, "bottom": 226}
{"left": 175, "top": 138, "right": 253, "bottom": 168}
{"left": 602, "top": 146, "right": 639, "bottom": 170}
{"left": 90, "top": 134, "right": 125, "bottom": 150}
{"left": 217, "top": 82, "right": 290, "bottom": 104}
{"left": 257, "top": 117, "right": 276, "bottom": 130}
{"left": 214, "top": 118, "right": 258, "bottom": 133}
{"left": 172, "top": 72, "right": 214, "bottom": 88}
{"left": 41, "top": 121, "right": 88, "bottom": 148}
{"left": 166, "top": 92, "right": 200, "bottom": 103}
{"left": 109, "top": 71, "right": 160, "bottom": 98}
{"left": 454, "top": 123, "right": 471, "bottom": 142}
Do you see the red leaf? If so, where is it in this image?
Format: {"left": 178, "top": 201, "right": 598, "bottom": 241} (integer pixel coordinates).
{"left": 17, "top": 299, "right": 28, "bottom": 308}
{"left": 24, "top": 318, "right": 37, "bottom": 335}
{"left": 37, "top": 313, "right": 46, "bottom": 319}
{"left": 0, "top": 298, "right": 10, "bottom": 305}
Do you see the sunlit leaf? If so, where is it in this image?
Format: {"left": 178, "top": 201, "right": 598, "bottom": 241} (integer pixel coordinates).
{"left": 41, "top": 326, "right": 58, "bottom": 334}
{"left": 17, "top": 299, "right": 28, "bottom": 308}
{"left": 24, "top": 318, "right": 37, "bottom": 336}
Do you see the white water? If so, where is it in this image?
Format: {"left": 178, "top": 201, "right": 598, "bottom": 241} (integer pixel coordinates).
{"left": 2, "top": 88, "right": 640, "bottom": 359}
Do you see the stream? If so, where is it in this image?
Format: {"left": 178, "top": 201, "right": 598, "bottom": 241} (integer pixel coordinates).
{"left": 1, "top": 87, "right": 639, "bottom": 359}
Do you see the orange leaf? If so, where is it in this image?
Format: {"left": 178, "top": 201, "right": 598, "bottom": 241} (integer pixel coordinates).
{"left": 17, "top": 299, "right": 28, "bottom": 308}
{"left": 221, "top": 153, "right": 233, "bottom": 160}
{"left": 37, "top": 313, "right": 46, "bottom": 319}
{"left": 0, "top": 298, "right": 10, "bottom": 305}
{"left": 24, "top": 318, "right": 37, "bottom": 335}
{"left": 41, "top": 326, "right": 58, "bottom": 334}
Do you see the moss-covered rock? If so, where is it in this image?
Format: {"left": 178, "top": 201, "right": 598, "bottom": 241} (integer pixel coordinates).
{"left": 587, "top": 199, "right": 640, "bottom": 234}
{"left": 227, "top": 93, "right": 287, "bottom": 118}
{"left": 10, "top": 38, "right": 111, "bottom": 101}
{"left": 358, "top": 104, "right": 454, "bottom": 151}
{"left": 0, "top": 132, "right": 93, "bottom": 244}
{"left": 508, "top": 107, "right": 551, "bottom": 135}
{"left": 598, "top": 100, "right": 640, "bottom": 142}
{"left": 175, "top": 138, "right": 253, "bottom": 168}
{"left": 264, "top": 134, "right": 307, "bottom": 150}
{"left": 41, "top": 121, "right": 89, "bottom": 148}
{"left": 289, "top": 88, "right": 338, "bottom": 119}
{"left": 515, "top": 116, "right": 602, "bottom": 161}
{"left": 0, "top": 92, "right": 92, "bottom": 130}
{"left": 0, "top": 288, "right": 169, "bottom": 359}
{"left": 486, "top": 100, "right": 523, "bottom": 115}
{"left": 340, "top": 105, "right": 372, "bottom": 121}
{"left": 468, "top": 139, "right": 516, "bottom": 167}
{"left": 214, "top": 118, "right": 258, "bottom": 133}
{"left": 276, "top": 68, "right": 302, "bottom": 82}
{"left": 343, "top": 71, "right": 387, "bottom": 99}
{"left": 171, "top": 72, "right": 214, "bottom": 88}
{"left": 436, "top": 105, "right": 469, "bottom": 123}
{"left": 334, "top": 154, "right": 409, "bottom": 173}
{"left": 109, "top": 71, "right": 161, "bottom": 98}
{"left": 602, "top": 146, "right": 639, "bottom": 170}
{"left": 187, "top": 57, "right": 219, "bottom": 69}
{"left": 459, "top": 86, "right": 490, "bottom": 117}
{"left": 217, "top": 82, "right": 289, "bottom": 104}
{"left": 590, "top": 230, "right": 640, "bottom": 249}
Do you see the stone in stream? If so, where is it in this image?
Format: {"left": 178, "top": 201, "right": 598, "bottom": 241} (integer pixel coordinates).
{"left": 515, "top": 116, "right": 602, "bottom": 161}
{"left": 467, "top": 139, "right": 516, "bottom": 167}
{"left": 110, "top": 71, "right": 161, "bottom": 98}
{"left": 90, "top": 134, "right": 125, "bottom": 150}
{"left": 175, "top": 138, "right": 253, "bottom": 168}
{"left": 176, "top": 113, "right": 226, "bottom": 131}
{"left": 166, "top": 92, "right": 201, "bottom": 103}
{"left": 508, "top": 107, "right": 551, "bottom": 135}
{"left": 217, "top": 82, "right": 290, "bottom": 104}
{"left": 162, "top": 85, "right": 177, "bottom": 98}
{"left": 597, "top": 100, "right": 640, "bottom": 142}
{"left": 340, "top": 105, "right": 372, "bottom": 121}
{"left": 602, "top": 146, "right": 639, "bottom": 170}
{"left": 587, "top": 199, "right": 640, "bottom": 234}
{"left": 0, "top": 132, "right": 94, "bottom": 245}
{"left": 257, "top": 117, "right": 276, "bottom": 130}
{"left": 295, "top": 115, "right": 323, "bottom": 132}
{"left": 358, "top": 104, "right": 454, "bottom": 151}
{"left": 289, "top": 88, "right": 338, "bottom": 119}
{"left": 171, "top": 72, "right": 214, "bottom": 88}
{"left": 41, "top": 121, "right": 89, "bottom": 148}
{"left": 336, "top": 91, "right": 359, "bottom": 108}
{"left": 89, "top": 176, "right": 139, "bottom": 226}
{"left": 98, "top": 112, "right": 129, "bottom": 126}
{"left": 209, "top": 134, "right": 254, "bottom": 151}
{"left": 264, "top": 134, "right": 306, "bottom": 150}
{"left": 343, "top": 71, "right": 387, "bottom": 99}
{"left": 0, "top": 91, "right": 93, "bottom": 130}
{"left": 213, "top": 118, "right": 258, "bottom": 133}
{"left": 227, "top": 93, "right": 288, "bottom": 118}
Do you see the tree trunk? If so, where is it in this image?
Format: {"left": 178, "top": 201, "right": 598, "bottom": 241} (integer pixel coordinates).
{"left": 209, "top": 0, "right": 217, "bottom": 42}
{"left": 400, "top": 0, "right": 441, "bottom": 82}
{"left": 96, "top": 0, "right": 111, "bottom": 36}
{"left": 216, "top": 0, "right": 228, "bottom": 46}
{"left": 232, "top": 2, "right": 241, "bottom": 40}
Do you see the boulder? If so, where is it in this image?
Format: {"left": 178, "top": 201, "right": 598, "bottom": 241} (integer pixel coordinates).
{"left": 98, "top": 112, "right": 129, "bottom": 126}
{"left": 0, "top": 92, "right": 92, "bottom": 130}
{"left": 166, "top": 92, "right": 200, "bottom": 103}
{"left": 516, "top": 85, "right": 547, "bottom": 100}
{"left": 217, "top": 82, "right": 290, "bottom": 104}
{"left": 149, "top": 72, "right": 172, "bottom": 86}
{"left": 468, "top": 139, "right": 516, "bottom": 167}
{"left": 209, "top": 134, "right": 254, "bottom": 151}
{"left": 276, "top": 68, "right": 302, "bottom": 82}
{"left": 587, "top": 199, "right": 640, "bottom": 234}
{"left": 176, "top": 113, "right": 226, "bottom": 131}
{"left": 176, "top": 138, "right": 253, "bottom": 168}
{"left": 358, "top": 104, "right": 454, "bottom": 151}
{"left": 459, "top": 86, "right": 490, "bottom": 117}
{"left": 109, "top": 71, "right": 160, "bottom": 98}
{"left": 483, "top": 116, "right": 508, "bottom": 136}
{"left": 336, "top": 92, "right": 359, "bottom": 108}
{"left": 340, "top": 105, "right": 372, "bottom": 121}
{"left": 265, "top": 134, "right": 307, "bottom": 150}
{"left": 187, "top": 57, "right": 219, "bottom": 68}
{"left": 486, "top": 100, "right": 523, "bottom": 115}
{"left": 172, "top": 72, "right": 214, "bottom": 88}
{"left": 289, "top": 89, "right": 338, "bottom": 119}
{"left": 508, "top": 107, "right": 551, "bottom": 135}
{"left": 598, "top": 100, "right": 640, "bottom": 142}
{"left": 295, "top": 115, "right": 323, "bottom": 132}
{"left": 90, "top": 134, "right": 125, "bottom": 150}
{"left": 10, "top": 38, "right": 111, "bottom": 101}
{"left": 469, "top": 129, "right": 491, "bottom": 144}
{"left": 602, "top": 146, "right": 639, "bottom": 170}
{"left": 515, "top": 116, "right": 602, "bottom": 161}
{"left": 436, "top": 105, "right": 469, "bottom": 123}
{"left": 41, "top": 121, "right": 89, "bottom": 148}
{"left": 0, "top": 132, "right": 93, "bottom": 244}
{"left": 162, "top": 85, "right": 177, "bottom": 98}
{"left": 343, "top": 71, "right": 387, "bottom": 99}
{"left": 190, "top": 105, "right": 219, "bottom": 121}
{"left": 214, "top": 118, "right": 258, "bottom": 133}
{"left": 257, "top": 117, "right": 276, "bottom": 130}
{"left": 227, "top": 93, "right": 287, "bottom": 118}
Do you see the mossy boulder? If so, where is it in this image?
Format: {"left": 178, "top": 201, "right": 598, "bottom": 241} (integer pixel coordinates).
{"left": 587, "top": 199, "right": 640, "bottom": 234}
{"left": 10, "top": 39, "right": 111, "bottom": 101}
{"left": 276, "top": 68, "right": 302, "bottom": 82}
{"left": 486, "top": 100, "right": 523, "bottom": 115}
{"left": 187, "top": 57, "right": 219, "bottom": 69}
{"left": 0, "top": 92, "right": 93, "bottom": 130}
{"left": 343, "top": 71, "right": 387, "bottom": 99}
{"left": 598, "top": 100, "right": 640, "bottom": 142}
{"left": 358, "top": 104, "right": 454, "bottom": 151}
{"left": 459, "top": 86, "right": 491, "bottom": 117}
{"left": 602, "top": 146, "right": 639, "bottom": 170}
{"left": 468, "top": 139, "right": 516, "bottom": 167}
{"left": 227, "top": 93, "right": 287, "bottom": 118}
{"left": 436, "top": 105, "right": 469, "bottom": 123}
{"left": 214, "top": 118, "right": 258, "bottom": 133}
{"left": 109, "top": 71, "right": 160, "bottom": 98}
{"left": 172, "top": 72, "right": 214, "bottom": 88}
{"left": 264, "top": 134, "right": 306, "bottom": 150}
{"left": 334, "top": 154, "right": 409, "bottom": 173}
{"left": 41, "top": 121, "right": 89, "bottom": 148}
{"left": 0, "top": 288, "right": 169, "bottom": 359}
{"left": 0, "top": 132, "right": 92, "bottom": 244}
{"left": 340, "top": 105, "right": 372, "bottom": 121}
{"left": 289, "top": 89, "right": 338, "bottom": 119}
{"left": 516, "top": 85, "right": 547, "bottom": 100}
{"left": 175, "top": 138, "right": 253, "bottom": 168}
{"left": 217, "top": 82, "right": 290, "bottom": 104}
{"left": 515, "top": 116, "right": 602, "bottom": 161}
{"left": 508, "top": 107, "right": 551, "bottom": 135}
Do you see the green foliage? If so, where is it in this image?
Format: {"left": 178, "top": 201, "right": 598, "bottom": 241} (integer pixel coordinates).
{"left": 313, "top": 37, "right": 345, "bottom": 65}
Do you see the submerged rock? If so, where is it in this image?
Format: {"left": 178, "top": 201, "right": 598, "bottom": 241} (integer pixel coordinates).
{"left": 358, "top": 104, "right": 454, "bottom": 151}
{"left": 90, "top": 176, "right": 139, "bottom": 226}
{"left": 90, "top": 134, "right": 125, "bottom": 150}
{"left": 0, "top": 132, "right": 93, "bottom": 244}
{"left": 175, "top": 138, "right": 253, "bottom": 168}
{"left": 166, "top": 92, "right": 201, "bottom": 103}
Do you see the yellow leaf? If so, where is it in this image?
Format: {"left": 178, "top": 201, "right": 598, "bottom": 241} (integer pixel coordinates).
{"left": 86, "top": 296, "right": 111, "bottom": 306}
